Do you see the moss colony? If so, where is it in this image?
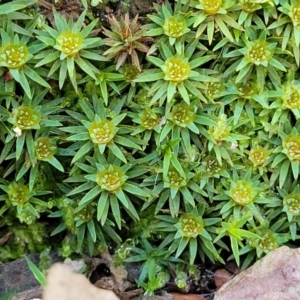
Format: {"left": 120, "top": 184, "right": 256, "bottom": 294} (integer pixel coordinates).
{"left": 0, "top": 0, "right": 300, "bottom": 294}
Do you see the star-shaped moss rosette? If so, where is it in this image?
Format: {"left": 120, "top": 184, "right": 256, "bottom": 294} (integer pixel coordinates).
{"left": 187, "top": 0, "right": 243, "bottom": 44}
{"left": 159, "top": 101, "right": 217, "bottom": 156}
{"left": 111, "top": 64, "right": 146, "bottom": 107}
{"left": 34, "top": 9, "right": 105, "bottom": 92}
{"left": 213, "top": 169, "right": 265, "bottom": 221}
{"left": 134, "top": 41, "right": 216, "bottom": 106}
{"left": 237, "top": 0, "right": 276, "bottom": 28}
{"left": 124, "top": 237, "right": 180, "bottom": 293}
{"left": 195, "top": 156, "right": 230, "bottom": 208}
{"left": 238, "top": 217, "right": 289, "bottom": 269}
{"left": 248, "top": 145, "right": 271, "bottom": 175}
{"left": 0, "top": 180, "right": 50, "bottom": 225}
{"left": 94, "top": 65, "right": 125, "bottom": 105}
{"left": 208, "top": 113, "right": 231, "bottom": 143}
{"left": 214, "top": 214, "right": 261, "bottom": 266}
{"left": 249, "top": 147, "right": 269, "bottom": 166}
{"left": 102, "top": 13, "right": 154, "bottom": 71}
{"left": 206, "top": 113, "right": 249, "bottom": 166}
{"left": 268, "top": 0, "right": 300, "bottom": 66}
{"left": 267, "top": 80, "right": 300, "bottom": 123}
{"left": 1, "top": 89, "right": 63, "bottom": 166}
{"left": 222, "top": 79, "right": 269, "bottom": 125}
{"left": 145, "top": 0, "right": 193, "bottom": 53}
{"left": 61, "top": 94, "right": 143, "bottom": 164}
{"left": 49, "top": 197, "right": 122, "bottom": 252}
{"left": 34, "top": 136, "right": 64, "bottom": 171}
{"left": 198, "top": 156, "right": 229, "bottom": 182}
{"left": 223, "top": 28, "right": 289, "bottom": 89}
{"left": 271, "top": 125, "right": 300, "bottom": 188}
{"left": 9, "top": 133, "right": 66, "bottom": 192}
{"left": 249, "top": 229, "right": 280, "bottom": 256}
{"left": 129, "top": 107, "right": 162, "bottom": 149}
{"left": 283, "top": 132, "right": 300, "bottom": 159}
{"left": 274, "top": 184, "right": 300, "bottom": 240}
{"left": 141, "top": 160, "right": 207, "bottom": 217}
{"left": 0, "top": 24, "right": 50, "bottom": 99}
{"left": 66, "top": 155, "right": 150, "bottom": 229}
{"left": 152, "top": 204, "right": 223, "bottom": 264}
{"left": 203, "top": 80, "right": 226, "bottom": 102}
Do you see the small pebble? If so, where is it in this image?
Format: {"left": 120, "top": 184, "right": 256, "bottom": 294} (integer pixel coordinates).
{"left": 214, "top": 269, "right": 232, "bottom": 289}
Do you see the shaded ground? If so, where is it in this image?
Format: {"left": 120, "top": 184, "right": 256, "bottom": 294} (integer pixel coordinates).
{"left": 0, "top": 252, "right": 238, "bottom": 299}
{"left": 38, "top": 0, "right": 157, "bottom": 23}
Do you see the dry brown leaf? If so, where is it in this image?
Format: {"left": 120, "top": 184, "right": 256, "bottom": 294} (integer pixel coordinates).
{"left": 214, "top": 269, "right": 233, "bottom": 289}
{"left": 43, "top": 263, "right": 120, "bottom": 300}
{"left": 0, "top": 231, "right": 13, "bottom": 246}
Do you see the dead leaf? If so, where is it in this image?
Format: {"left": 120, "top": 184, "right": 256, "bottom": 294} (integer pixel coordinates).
{"left": 225, "top": 260, "right": 240, "bottom": 275}
{"left": 43, "top": 263, "right": 120, "bottom": 300}
{"left": 0, "top": 231, "right": 13, "bottom": 246}
{"left": 214, "top": 269, "right": 233, "bottom": 289}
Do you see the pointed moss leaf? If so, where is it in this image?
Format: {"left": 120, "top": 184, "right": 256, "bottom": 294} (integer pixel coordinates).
{"left": 110, "top": 194, "right": 121, "bottom": 229}
{"left": 147, "top": 56, "right": 165, "bottom": 68}
{"left": 180, "top": 186, "right": 195, "bottom": 207}
{"left": 59, "top": 59, "right": 68, "bottom": 89}
{"left": 123, "top": 183, "right": 149, "bottom": 198}
{"left": 73, "top": 10, "right": 86, "bottom": 33}
{"left": 170, "top": 155, "right": 185, "bottom": 178}
{"left": 115, "top": 189, "right": 129, "bottom": 208}
{"left": 18, "top": 70, "right": 32, "bottom": 99}
{"left": 279, "top": 159, "right": 290, "bottom": 188}
{"left": 75, "top": 56, "right": 97, "bottom": 79}
{"left": 189, "top": 237, "right": 197, "bottom": 265}
{"left": 97, "top": 192, "right": 109, "bottom": 221}
{"left": 122, "top": 198, "right": 140, "bottom": 221}
{"left": 0, "top": 290, "right": 19, "bottom": 300}
{"left": 87, "top": 220, "right": 96, "bottom": 242}
{"left": 81, "top": 18, "right": 98, "bottom": 37}
{"left": 215, "top": 16, "right": 234, "bottom": 42}
{"left": 135, "top": 70, "right": 164, "bottom": 82}
{"left": 79, "top": 185, "right": 102, "bottom": 205}
{"left": 268, "top": 57, "right": 287, "bottom": 71}
{"left": 0, "top": 0, "right": 36, "bottom": 14}
{"left": 35, "top": 51, "right": 60, "bottom": 67}
{"left": 16, "top": 133, "right": 25, "bottom": 161}
{"left": 47, "top": 156, "right": 64, "bottom": 172}
{"left": 194, "top": 115, "right": 216, "bottom": 126}
{"left": 230, "top": 237, "right": 240, "bottom": 266}
{"left": 291, "top": 160, "right": 299, "bottom": 179}
{"left": 76, "top": 224, "right": 86, "bottom": 251}
{"left": 167, "top": 81, "right": 177, "bottom": 103}
{"left": 175, "top": 237, "right": 189, "bottom": 258}
{"left": 107, "top": 143, "right": 127, "bottom": 163}
{"left": 67, "top": 132, "right": 90, "bottom": 141}
{"left": 114, "top": 136, "right": 141, "bottom": 150}
{"left": 51, "top": 222, "right": 67, "bottom": 236}
{"left": 25, "top": 256, "right": 46, "bottom": 287}
{"left": 271, "top": 153, "right": 286, "bottom": 168}
{"left": 23, "top": 66, "right": 50, "bottom": 88}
